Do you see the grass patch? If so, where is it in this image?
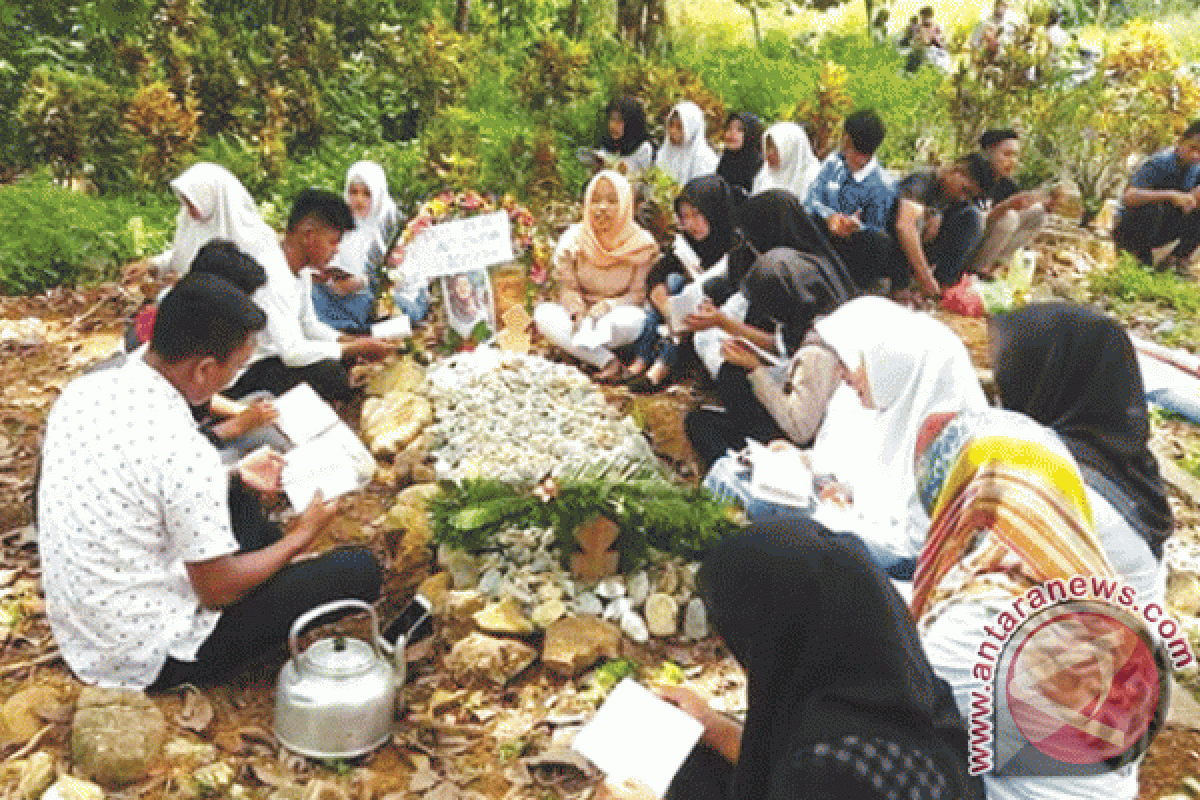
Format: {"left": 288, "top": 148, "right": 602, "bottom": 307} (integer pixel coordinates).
{"left": 0, "top": 172, "right": 175, "bottom": 296}
{"left": 1088, "top": 251, "right": 1200, "bottom": 347}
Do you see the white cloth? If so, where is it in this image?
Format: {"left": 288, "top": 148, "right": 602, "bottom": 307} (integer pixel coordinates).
{"left": 38, "top": 357, "right": 239, "bottom": 688}
{"left": 164, "top": 162, "right": 280, "bottom": 279}
{"left": 248, "top": 256, "right": 342, "bottom": 370}
{"left": 655, "top": 101, "right": 718, "bottom": 186}
{"left": 751, "top": 122, "right": 820, "bottom": 201}
{"left": 810, "top": 297, "right": 988, "bottom": 559}
{"left": 333, "top": 161, "right": 399, "bottom": 281}
{"left": 533, "top": 302, "right": 647, "bottom": 368}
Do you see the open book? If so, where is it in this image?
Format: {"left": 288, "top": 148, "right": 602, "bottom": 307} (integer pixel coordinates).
{"left": 665, "top": 282, "right": 705, "bottom": 335}
{"left": 271, "top": 383, "right": 376, "bottom": 510}
{"left": 572, "top": 679, "right": 704, "bottom": 798}
{"left": 744, "top": 440, "right": 815, "bottom": 508}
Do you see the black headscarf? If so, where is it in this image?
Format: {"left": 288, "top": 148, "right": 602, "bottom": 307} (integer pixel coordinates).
{"left": 741, "top": 248, "right": 852, "bottom": 353}
{"left": 730, "top": 189, "right": 857, "bottom": 296}
{"left": 598, "top": 96, "right": 651, "bottom": 158}
{"left": 992, "top": 302, "right": 1173, "bottom": 557}
{"left": 699, "top": 522, "right": 981, "bottom": 800}
{"left": 675, "top": 174, "right": 739, "bottom": 270}
{"left": 717, "top": 112, "right": 765, "bottom": 197}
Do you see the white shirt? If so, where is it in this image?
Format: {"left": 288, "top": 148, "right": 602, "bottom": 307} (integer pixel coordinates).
{"left": 38, "top": 356, "right": 239, "bottom": 688}
{"left": 248, "top": 248, "right": 342, "bottom": 369}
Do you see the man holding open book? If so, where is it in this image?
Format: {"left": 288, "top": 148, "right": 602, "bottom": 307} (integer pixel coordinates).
{"left": 38, "top": 271, "right": 381, "bottom": 689}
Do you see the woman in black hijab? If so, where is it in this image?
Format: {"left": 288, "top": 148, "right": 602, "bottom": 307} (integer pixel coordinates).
{"left": 992, "top": 302, "right": 1171, "bottom": 596}
{"left": 596, "top": 96, "right": 654, "bottom": 174}
{"left": 683, "top": 190, "right": 856, "bottom": 465}
{"left": 656, "top": 522, "right": 982, "bottom": 800}
{"left": 717, "top": 112, "right": 765, "bottom": 200}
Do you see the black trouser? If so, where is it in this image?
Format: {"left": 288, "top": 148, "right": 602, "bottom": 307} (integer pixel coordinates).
{"left": 227, "top": 356, "right": 354, "bottom": 405}
{"left": 1114, "top": 202, "right": 1200, "bottom": 266}
{"left": 685, "top": 363, "right": 787, "bottom": 472}
{"left": 927, "top": 203, "right": 986, "bottom": 287}
{"left": 149, "top": 486, "right": 382, "bottom": 689}
{"left": 665, "top": 743, "right": 734, "bottom": 800}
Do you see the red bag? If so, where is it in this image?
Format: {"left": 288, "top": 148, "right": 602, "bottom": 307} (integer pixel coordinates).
{"left": 940, "top": 275, "right": 984, "bottom": 318}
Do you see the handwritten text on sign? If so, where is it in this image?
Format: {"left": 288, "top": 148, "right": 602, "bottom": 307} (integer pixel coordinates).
{"left": 404, "top": 211, "right": 514, "bottom": 279}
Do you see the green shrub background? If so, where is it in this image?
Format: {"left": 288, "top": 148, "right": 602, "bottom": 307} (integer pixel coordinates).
{"left": 1, "top": 0, "right": 1197, "bottom": 294}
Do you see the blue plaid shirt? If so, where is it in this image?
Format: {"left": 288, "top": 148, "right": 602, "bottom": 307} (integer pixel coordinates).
{"left": 805, "top": 152, "right": 898, "bottom": 235}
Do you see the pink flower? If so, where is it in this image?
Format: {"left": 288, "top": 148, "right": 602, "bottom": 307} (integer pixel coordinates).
{"left": 529, "top": 261, "right": 548, "bottom": 286}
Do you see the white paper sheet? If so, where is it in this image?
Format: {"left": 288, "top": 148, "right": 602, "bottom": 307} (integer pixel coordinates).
{"left": 281, "top": 425, "right": 372, "bottom": 510}
{"left": 666, "top": 282, "right": 705, "bottom": 334}
{"left": 371, "top": 315, "right": 412, "bottom": 340}
{"left": 271, "top": 383, "right": 340, "bottom": 447}
{"left": 571, "top": 679, "right": 704, "bottom": 798}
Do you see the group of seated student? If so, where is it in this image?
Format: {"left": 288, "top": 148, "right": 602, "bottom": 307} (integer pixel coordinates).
{"left": 543, "top": 102, "right": 1078, "bottom": 393}
{"left": 141, "top": 162, "right": 403, "bottom": 406}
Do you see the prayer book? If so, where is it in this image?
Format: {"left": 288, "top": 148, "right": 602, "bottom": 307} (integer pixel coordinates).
{"left": 665, "top": 282, "right": 705, "bottom": 335}
{"left": 370, "top": 315, "right": 412, "bottom": 340}
{"left": 734, "top": 336, "right": 783, "bottom": 367}
{"left": 744, "top": 440, "right": 815, "bottom": 508}
{"left": 271, "top": 384, "right": 375, "bottom": 510}
{"left": 572, "top": 679, "right": 704, "bottom": 798}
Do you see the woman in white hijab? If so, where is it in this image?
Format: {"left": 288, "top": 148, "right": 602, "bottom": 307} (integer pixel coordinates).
{"left": 655, "top": 101, "right": 719, "bottom": 186}
{"left": 159, "top": 162, "right": 283, "bottom": 283}
{"left": 806, "top": 296, "right": 988, "bottom": 571}
{"left": 751, "top": 121, "right": 821, "bottom": 201}
{"left": 314, "top": 161, "right": 403, "bottom": 332}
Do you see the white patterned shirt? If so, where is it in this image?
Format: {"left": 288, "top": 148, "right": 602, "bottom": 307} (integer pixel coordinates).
{"left": 38, "top": 356, "right": 239, "bottom": 688}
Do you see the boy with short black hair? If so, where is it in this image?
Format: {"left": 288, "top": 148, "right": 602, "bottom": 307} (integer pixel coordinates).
{"left": 229, "top": 188, "right": 398, "bottom": 403}
{"left": 39, "top": 271, "right": 382, "bottom": 689}
{"left": 1114, "top": 120, "right": 1200, "bottom": 275}
{"left": 805, "top": 110, "right": 901, "bottom": 292}
{"left": 892, "top": 154, "right": 997, "bottom": 296}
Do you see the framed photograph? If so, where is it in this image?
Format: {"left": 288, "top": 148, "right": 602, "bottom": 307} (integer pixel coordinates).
{"left": 441, "top": 269, "right": 495, "bottom": 340}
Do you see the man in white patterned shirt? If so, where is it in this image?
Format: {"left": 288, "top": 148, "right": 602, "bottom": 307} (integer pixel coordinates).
{"left": 38, "top": 271, "right": 380, "bottom": 688}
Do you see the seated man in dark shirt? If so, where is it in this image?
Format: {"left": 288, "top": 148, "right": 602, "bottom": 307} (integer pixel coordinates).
{"left": 892, "top": 154, "right": 997, "bottom": 296}
{"left": 1114, "top": 119, "right": 1200, "bottom": 274}
{"left": 966, "top": 128, "right": 1064, "bottom": 276}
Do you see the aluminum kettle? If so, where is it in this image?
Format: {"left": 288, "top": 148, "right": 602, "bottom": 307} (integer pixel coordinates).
{"left": 273, "top": 599, "right": 406, "bottom": 759}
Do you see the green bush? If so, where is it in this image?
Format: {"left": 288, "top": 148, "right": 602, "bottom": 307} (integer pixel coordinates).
{"left": 0, "top": 173, "right": 175, "bottom": 295}
{"left": 17, "top": 67, "right": 134, "bottom": 193}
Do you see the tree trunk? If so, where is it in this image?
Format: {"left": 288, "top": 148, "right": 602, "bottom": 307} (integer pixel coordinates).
{"left": 566, "top": 0, "right": 582, "bottom": 38}
{"left": 454, "top": 0, "right": 471, "bottom": 33}
{"left": 862, "top": 0, "right": 874, "bottom": 38}
{"left": 644, "top": 0, "right": 666, "bottom": 51}
{"left": 749, "top": 5, "right": 761, "bottom": 46}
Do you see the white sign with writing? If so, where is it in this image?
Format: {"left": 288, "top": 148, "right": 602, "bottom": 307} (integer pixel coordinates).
{"left": 404, "top": 211, "right": 514, "bottom": 279}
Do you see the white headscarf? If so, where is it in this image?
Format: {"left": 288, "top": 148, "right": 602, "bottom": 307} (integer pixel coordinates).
{"left": 655, "top": 101, "right": 719, "bottom": 186}
{"left": 810, "top": 297, "right": 987, "bottom": 556}
{"left": 333, "top": 160, "right": 399, "bottom": 279}
{"left": 751, "top": 122, "right": 821, "bottom": 200}
{"left": 166, "top": 162, "right": 280, "bottom": 280}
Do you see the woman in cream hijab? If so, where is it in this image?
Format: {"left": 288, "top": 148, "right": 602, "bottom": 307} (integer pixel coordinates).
{"left": 655, "top": 101, "right": 719, "bottom": 186}
{"left": 159, "top": 162, "right": 284, "bottom": 283}
{"left": 751, "top": 121, "right": 821, "bottom": 201}
{"left": 534, "top": 170, "right": 660, "bottom": 381}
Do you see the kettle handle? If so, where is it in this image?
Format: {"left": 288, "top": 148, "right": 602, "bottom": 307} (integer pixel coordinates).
{"left": 288, "top": 598, "right": 382, "bottom": 666}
